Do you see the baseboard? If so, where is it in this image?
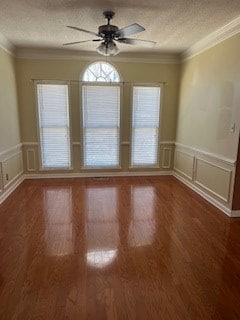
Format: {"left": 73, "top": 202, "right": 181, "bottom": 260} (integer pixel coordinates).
{"left": 173, "top": 171, "right": 232, "bottom": 217}
{"left": 3, "top": 171, "right": 23, "bottom": 189}
{"left": 230, "top": 210, "right": 240, "bottom": 218}
{"left": 24, "top": 170, "right": 173, "bottom": 179}
{"left": 0, "top": 175, "right": 24, "bottom": 205}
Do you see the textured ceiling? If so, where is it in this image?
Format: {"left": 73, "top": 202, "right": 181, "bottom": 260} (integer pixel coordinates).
{"left": 0, "top": 0, "right": 240, "bottom": 54}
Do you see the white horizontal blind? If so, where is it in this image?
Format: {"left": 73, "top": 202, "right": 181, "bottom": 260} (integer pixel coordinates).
{"left": 82, "top": 85, "right": 120, "bottom": 167}
{"left": 37, "top": 83, "right": 71, "bottom": 169}
{"left": 131, "top": 86, "right": 161, "bottom": 166}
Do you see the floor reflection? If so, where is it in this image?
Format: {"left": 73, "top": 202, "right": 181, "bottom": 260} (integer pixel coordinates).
{"left": 87, "top": 249, "right": 117, "bottom": 268}
{"left": 129, "top": 186, "right": 156, "bottom": 247}
{"left": 86, "top": 187, "right": 119, "bottom": 268}
{"left": 44, "top": 187, "right": 73, "bottom": 256}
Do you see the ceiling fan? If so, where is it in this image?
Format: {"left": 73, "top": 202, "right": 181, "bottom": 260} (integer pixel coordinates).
{"left": 63, "top": 11, "right": 156, "bottom": 56}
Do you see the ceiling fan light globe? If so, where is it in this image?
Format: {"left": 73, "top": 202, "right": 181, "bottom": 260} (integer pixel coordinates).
{"left": 97, "top": 42, "right": 119, "bottom": 56}
{"left": 97, "top": 43, "right": 107, "bottom": 55}
{"left": 112, "top": 46, "right": 120, "bottom": 56}
{"left": 108, "top": 42, "right": 119, "bottom": 56}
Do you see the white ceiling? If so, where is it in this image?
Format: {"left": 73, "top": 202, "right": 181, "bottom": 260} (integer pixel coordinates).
{"left": 0, "top": 0, "right": 240, "bottom": 54}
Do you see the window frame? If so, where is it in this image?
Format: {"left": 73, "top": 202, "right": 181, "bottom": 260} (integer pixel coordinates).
{"left": 81, "top": 61, "right": 120, "bottom": 83}
{"left": 35, "top": 80, "right": 73, "bottom": 171}
{"left": 80, "top": 82, "right": 122, "bottom": 169}
{"left": 130, "top": 84, "right": 163, "bottom": 169}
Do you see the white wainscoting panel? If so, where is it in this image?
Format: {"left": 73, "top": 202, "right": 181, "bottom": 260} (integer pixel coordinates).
{"left": 0, "top": 145, "right": 24, "bottom": 203}
{"left": 162, "top": 147, "right": 172, "bottom": 169}
{"left": 26, "top": 149, "right": 36, "bottom": 172}
{"left": 174, "top": 150, "right": 195, "bottom": 180}
{"left": 2, "top": 151, "right": 23, "bottom": 189}
{"left": 174, "top": 143, "right": 235, "bottom": 210}
{"left": 194, "top": 159, "right": 232, "bottom": 202}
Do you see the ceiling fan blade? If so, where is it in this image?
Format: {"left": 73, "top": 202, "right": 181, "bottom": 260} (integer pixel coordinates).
{"left": 63, "top": 39, "right": 101, "bottom": 45}
{"left": 115, "top": 23, "right": 145, "bottom": 37}
{"left": 67, "top": 26, "right": 100, "bottom": 37}
{"left": 117, "top": 38, "right": 156, "bottom": 47}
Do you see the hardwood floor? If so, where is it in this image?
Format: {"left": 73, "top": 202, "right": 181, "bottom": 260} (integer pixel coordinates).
{"left": 0, "top": 176, "right": 240, "bottom": 319}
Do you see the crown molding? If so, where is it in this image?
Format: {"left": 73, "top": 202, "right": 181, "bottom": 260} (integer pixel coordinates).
{"left": 0, "top": 32, "right": 16, "bottom": 56}
{"left": 15, "top": 48, "right": 180, "bottom": 64}
{"left": 182, "top": 16, "right": 240, "bottom": 61}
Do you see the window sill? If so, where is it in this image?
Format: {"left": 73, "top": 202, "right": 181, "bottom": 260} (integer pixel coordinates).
{"left": 39, "top": 167, "right": 74, "bottom": 171}
{"left": 81, "top": 166, "right": 122, "bottom": 170}
{"left": 129, "top": 165, "right": 161, "bottom": 170}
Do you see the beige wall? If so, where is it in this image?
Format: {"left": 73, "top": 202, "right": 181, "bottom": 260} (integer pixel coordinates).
{"left": 0, "top": 47, "right": 23, "bottom": 199}
{"left": 0, "top": 47, "right": 21, "bottom": 153}
{"left": 16, "top": 58, "right": 180, "bottom": 173}
{"left": 176, "top": 33, "right": 240, "bottom": 160}
{"left": 174, "top": 34, "right": 240, "bottom": 214}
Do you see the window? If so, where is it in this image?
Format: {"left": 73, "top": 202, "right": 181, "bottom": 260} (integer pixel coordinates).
{"left": 82, "top": 85, "right": 120, "bottom": 167}
{"left": 131, "top": 86, "right": 161, "bottom": 167}
{"left": 36, "top": 83, "right": 71, "bottom": 169}
{"left": 82, "top": 62, "right": 121, "bottom": 168}
{"left": 82, "top": 61, "right": 120, "bottom": 82}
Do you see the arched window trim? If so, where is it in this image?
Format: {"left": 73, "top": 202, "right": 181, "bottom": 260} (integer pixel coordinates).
{"left": 82, "top": 61, "right": 121, "bottom": 83}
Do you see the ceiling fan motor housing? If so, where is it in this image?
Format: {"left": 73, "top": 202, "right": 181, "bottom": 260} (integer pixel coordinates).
{"left": 98, "top": 25, "right": 119, "bottom": 38}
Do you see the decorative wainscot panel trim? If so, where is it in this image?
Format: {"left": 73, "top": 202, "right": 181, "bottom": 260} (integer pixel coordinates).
{"left": 175, "top": 142, "right": 235, "bottom": 166}
{"left": 194, "top": 158, "right": 232, "bottom": 202}
{"left": 2, "top": 151, "right": 23, "bottom": 189}
{"left": 174, "top": 143, "right": 235, "bottom": 217}
{"left": 26, "top": 149, "right": 36, "bottom": 172}
{"left": 173, "top": 171, "right": 233, "bottom": 217}
{"left": 0, "top": 145, "right": 24, "bottom": 205}
{"left": 174, "top": 149, "right": 195, "bottom": 180}
{"left": 162, "top": 147, "right": 172, "bottom": 169}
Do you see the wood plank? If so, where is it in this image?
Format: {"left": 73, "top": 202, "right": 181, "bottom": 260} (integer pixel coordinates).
{"left": 0, "top": 176, "right": 240, "bottom": 319}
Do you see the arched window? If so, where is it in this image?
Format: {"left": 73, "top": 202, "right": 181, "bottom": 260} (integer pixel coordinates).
{"left": 82, "top": 61, "right": 120, "bottom": 82}
{"left": 81, "top": 62, "right": 121, "bottom": 168}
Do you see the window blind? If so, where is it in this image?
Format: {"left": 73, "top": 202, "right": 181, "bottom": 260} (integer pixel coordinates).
{"left": 131, "top": 86, "right": 161, "bottom": 166}
{"left": 37, "top": 84, "right": 71, "bottom": 169}
{"left": 82, "top": 85, "right": 120, "bottom": 167}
